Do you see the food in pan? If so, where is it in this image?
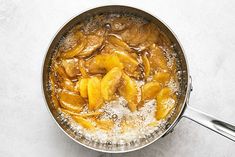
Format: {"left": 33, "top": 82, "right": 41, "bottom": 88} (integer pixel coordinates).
{"left": 49, "top": 14, "right": 179, "bottom": 143}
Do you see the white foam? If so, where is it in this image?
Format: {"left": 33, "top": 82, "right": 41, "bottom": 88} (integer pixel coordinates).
{"left": 65, "top": 97, "right": 167, "bottom": 144}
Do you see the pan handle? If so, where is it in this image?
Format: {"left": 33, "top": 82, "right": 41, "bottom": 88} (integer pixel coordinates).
{"left": 182, "top": 106, "right": 235, "bottom": 142}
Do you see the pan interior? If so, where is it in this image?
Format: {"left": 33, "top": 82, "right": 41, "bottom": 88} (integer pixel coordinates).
{"left": 42, "top": 6, "right": 189, "bottom": 152}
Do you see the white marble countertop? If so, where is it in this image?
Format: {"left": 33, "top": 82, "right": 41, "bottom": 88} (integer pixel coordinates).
{"left": 0, "top": 0, "right": 234, "bottom": 156}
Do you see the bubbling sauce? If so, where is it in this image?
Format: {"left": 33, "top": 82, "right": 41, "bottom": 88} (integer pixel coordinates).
{"left": 49, "top": 14, "right": 179, "bottom": 144}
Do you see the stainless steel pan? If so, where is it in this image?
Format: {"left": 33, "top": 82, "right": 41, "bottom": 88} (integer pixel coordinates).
{"left": 42, "top": 5, "right": 235, "bottom": 153}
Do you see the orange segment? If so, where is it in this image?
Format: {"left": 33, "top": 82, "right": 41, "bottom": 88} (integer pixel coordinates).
{"left": 87, "top": 77, "right": 103, "bottom": 111}
{"left": 61, "top": 79, "right": 75, "bottom": 92}
{"left": 61, "top": 108, "right": 102, "bottom": 117}
{"left": 142, "top": 81, "right": 161, "bottom": 101}
{"left": 78, "top": 35, "right": 103, "bottom": 57}
{"left": 156, "top": 98, "right": 175, "bottom": 120}
{"left": 155, "top": 87, "right": 176, "bottom": 120}
{"left": 72, "top": 116, "right": 95, "bottom": 130}
{"left": 79, "top": 78, "right": 89, "bottom": 98}
{"left": 62, "top": 40, "right": 86, "bottom": 58}
{"left": 142, "top": 53, "right": 150, "bottom": 78}
{"left": 88, "top": 54, "right": 124, "bottom": 74}
{"left": 101, "top": 67, "right": 122, "bottom": 101}
{"left": 157, "top": 87, "right": 171, "bottom": 100}
{"left": 54, "top": 64, "right": 67, "bottom": 78}
{"left": 153, "top": 72, "right": 171, "bottom": 85}
{"left": 79, "top": 59, "right": 88, "bottom": 77}
{"left": 113, "top": 49, "right": 139, "bottom": 73}
{"left": 62, "top": 58, "right": 80, "bottom": 78}
{"left": 149, "top": 44, "right": 169, "bottom": 71}
{"left": 60, "top": 90, "right": 85, "bottom": 111}
{"left": 118, "top": 73, "right": 138, "bottom": 112}
{"left": 107, "top": 35, "right": 132, "bottom": 52}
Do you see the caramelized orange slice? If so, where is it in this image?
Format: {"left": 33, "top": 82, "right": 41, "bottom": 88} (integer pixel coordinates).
{"left": 79, "top": 78, "right": 89, "bottom": 98}
{"left": 142, "top": 81, "right": 161, "bottom": 101}
{"left": 87, "top": 77, "right": 103, "bottom": 111}
{"left": 88, "top": 54, "right": 123, "bottom": 74}
{"left": 104, "top": 43, "right": 139, "bottom": 78}
{"left": 144, "top": 23, "right": 159, "bottom": 43}
{"left": 157, "top": 87, "right": 171, "bottom": 100}
{"left": 107, "top": 35, "right": 132, "bottom": 52}
{"left": 61, "top": 78, "right": 75, "bottom": 92}
{"left": 142, "top": 53, "right": 150, "bottom": 78}
{"left": 121, "top": 24, "right": 143, "bottom": 46}
{"left": 60, "top": 90, "right": 85, "bottom": 111}
{"left": 79, "top": 112, "right": 103, "bottom": 117}
{"left": 156, "top": 98, "right": 175, "bottom": 120}
{"left": 61, "top": 108, "right": 102, "bottom": 117}
{"left": 119, "top": 73, "right": 138, "bottom": 112}
{"left": 72, "top": 116, "right": 95, "bottom": 130}
{"left": 149, "top": 44, "right": 168, "bottom": 71}
{"left": 54, "top": 64, "right": 68, "bottom": 78}
{"left": 153, "top": 72, "right": 171, "bottom": 85}
{"left": 78, "top": 35, "right": 103, "bottom": 57}
{"left": 62, "top": 58, "right": 80, "bottom": 77}
{"left": 62, "top": 40, "right": 86, "bottom": 58}
{"left": 112, "top": 49, "right": 139, "bottom": 72}
{"left": 60, "top": 108, "right": 82, "bottom": 116}
{"left": 79, "top": 59, "right": 88, "bottom": 77}
{"left": 120, "top": 23, "right": 157, "bottom": 46}
{"left": 155, "top": 87, "right": 176, "bottom": 120}
{"left": 101, "top": 67, "right": 122, "bottom": 101}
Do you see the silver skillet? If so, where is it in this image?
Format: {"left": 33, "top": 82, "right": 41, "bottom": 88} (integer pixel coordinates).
{"left": 42, "top": 5, "right": 235, "bottom": 153}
